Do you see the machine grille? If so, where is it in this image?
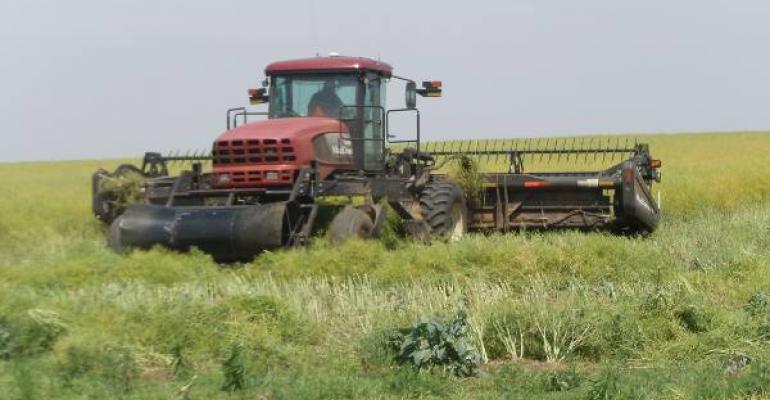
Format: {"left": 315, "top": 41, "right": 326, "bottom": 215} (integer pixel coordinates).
{"left": 212, "top": 138, "right": 296, "bottom": 165}
{"left": 228, "top": 169, "right": 293, "bottom": 184}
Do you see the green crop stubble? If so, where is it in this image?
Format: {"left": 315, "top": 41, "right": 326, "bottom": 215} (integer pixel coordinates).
{"left": 0, "top": 132, "right": 769, "bottom": 399}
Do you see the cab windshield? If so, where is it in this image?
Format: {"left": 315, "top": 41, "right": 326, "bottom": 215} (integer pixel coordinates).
{"left": 269, "top": 74, "right": 359, "bottom": 119}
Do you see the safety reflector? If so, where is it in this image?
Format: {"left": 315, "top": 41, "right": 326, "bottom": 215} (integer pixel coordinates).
{"left": 523, "top": 181, "right": 549, "bottom": 188}
{"left": 625, "top": 168, "right": 633, "bottom": 183}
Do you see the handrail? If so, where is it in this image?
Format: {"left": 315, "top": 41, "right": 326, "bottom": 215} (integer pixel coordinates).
{"left": 385, "top": 108, "right": 421, "bottom": 153}
{"left": 226, "top": 107, "right": 268, "bottom": 130}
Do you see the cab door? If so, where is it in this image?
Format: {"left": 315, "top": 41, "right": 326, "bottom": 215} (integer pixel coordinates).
{"left": 359, "top": 72, "right": 387, "bottom": 171}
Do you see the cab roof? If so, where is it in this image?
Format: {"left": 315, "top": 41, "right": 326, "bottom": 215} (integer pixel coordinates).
{"left": 265, "top": 56, "right": 393, "bottom": 77}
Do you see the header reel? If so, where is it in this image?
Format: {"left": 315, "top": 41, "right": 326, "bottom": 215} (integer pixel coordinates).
{"left": 422, "top": 136, "right": 661, "bottom": 176}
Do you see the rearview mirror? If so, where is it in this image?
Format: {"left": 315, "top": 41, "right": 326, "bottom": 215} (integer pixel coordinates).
{"left": 405, "top": 81, "right": 417, "bottom": 109}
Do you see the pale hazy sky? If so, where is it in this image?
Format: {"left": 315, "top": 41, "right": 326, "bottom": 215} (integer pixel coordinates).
{"left": 1, "top": 1, "right": 769, "bottom": 162}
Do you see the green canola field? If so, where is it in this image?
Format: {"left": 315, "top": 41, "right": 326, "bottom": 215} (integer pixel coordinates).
{"left": 0, "top": 132, "right": 769, "bottom": 399}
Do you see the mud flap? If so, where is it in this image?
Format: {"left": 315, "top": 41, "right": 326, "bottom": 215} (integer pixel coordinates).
{"left": 109, "top": 203, "right": 288, "bottom": 261}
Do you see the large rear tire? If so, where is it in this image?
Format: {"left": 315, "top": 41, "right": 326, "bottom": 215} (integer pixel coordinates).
{"left": 419, "top": 182, "right": 468, "bottom": 241}
{"left": 329, "top": 206, "right": 374, "bottom": 245}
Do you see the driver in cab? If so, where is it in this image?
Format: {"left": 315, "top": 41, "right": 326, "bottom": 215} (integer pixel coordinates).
{"left": 308, "top": 80, "right": 343, "bottom": 117}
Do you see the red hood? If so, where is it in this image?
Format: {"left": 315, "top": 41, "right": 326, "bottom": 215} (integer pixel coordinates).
{"left": 211, "top": 117, "right": 352, "bottom": 188}
{"left": 216, "top": 117, "right": 346, "bottom": 143}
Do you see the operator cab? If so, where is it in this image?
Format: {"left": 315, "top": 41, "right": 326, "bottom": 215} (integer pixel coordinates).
{"left": 261, "top": 56, "right": 392, "bottom": 171}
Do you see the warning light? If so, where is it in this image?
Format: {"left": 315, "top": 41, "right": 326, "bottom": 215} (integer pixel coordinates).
{"left": 417, "top": 81, "right": 442, "bottom": 97}
{"left": 248, "top": 87, "right": 269, "bottom": 104}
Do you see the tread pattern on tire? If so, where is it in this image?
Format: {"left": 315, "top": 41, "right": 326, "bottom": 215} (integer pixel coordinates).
{"left": 419, "top": 182, "right": 467, "bottom": 238}
{"left": 329, "top": 206, "right": 374, "bottom": 245}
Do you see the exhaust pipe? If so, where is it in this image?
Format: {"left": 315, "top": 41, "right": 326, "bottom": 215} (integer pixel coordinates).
{"left": 109, "top": 203, "right": 288, "bottom": 261}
